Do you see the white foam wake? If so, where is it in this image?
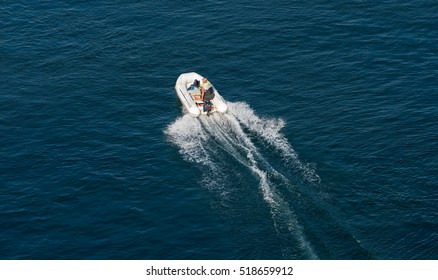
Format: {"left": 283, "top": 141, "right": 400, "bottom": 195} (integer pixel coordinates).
{"left": 165, "top": 103, "right": 319, "bottom": 259}
{"left": 164, "top": 114, "right": 229, "bottom": 193}
{"left": 227, "top": 102, "right": 320, "bottom": 184}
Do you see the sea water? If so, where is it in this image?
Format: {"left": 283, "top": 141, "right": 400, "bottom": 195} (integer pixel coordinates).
{"left": 1, "top": 0, "right": 437, "bottom": 259}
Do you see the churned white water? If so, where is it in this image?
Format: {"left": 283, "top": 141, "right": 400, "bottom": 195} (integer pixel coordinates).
{"left": 165, "top": 102, "right": 319, "bottom": 259}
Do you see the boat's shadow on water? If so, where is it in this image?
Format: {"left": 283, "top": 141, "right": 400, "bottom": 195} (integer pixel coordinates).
{"left": 165, "top": 101, "right": 372, "bottom": 259}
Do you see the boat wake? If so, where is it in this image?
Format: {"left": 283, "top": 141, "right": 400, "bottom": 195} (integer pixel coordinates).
{"left": 165, "top": 102, "right": 369, "bottom": 259}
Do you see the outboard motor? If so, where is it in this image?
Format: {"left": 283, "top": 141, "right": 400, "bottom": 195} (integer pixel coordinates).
{"left": 203, "top": 100, "right": 213, "bottom": 114}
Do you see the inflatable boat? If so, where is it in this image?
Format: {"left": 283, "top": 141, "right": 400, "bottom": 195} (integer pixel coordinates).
{"left": 175, "top": 72, "right": 228, "bottom": 117}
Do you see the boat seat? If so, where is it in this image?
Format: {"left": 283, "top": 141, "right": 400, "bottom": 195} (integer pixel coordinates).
{"left": 192, "top": 89, "right": 202, "bottom": 103}
{"left": 188, "top": 86, "right": 203, "bottom": 103}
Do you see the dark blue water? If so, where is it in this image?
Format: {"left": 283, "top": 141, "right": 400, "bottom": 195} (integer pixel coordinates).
{"left": 1, "top": 0, "right": 437, "bottom": 259}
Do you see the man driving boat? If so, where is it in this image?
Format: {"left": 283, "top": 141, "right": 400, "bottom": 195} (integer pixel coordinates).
{"left": 201, "top": 78, "right": 215, "bottom": 101}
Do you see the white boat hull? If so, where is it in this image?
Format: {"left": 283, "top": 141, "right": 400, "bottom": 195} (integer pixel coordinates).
{"left": 175, "top": 72, "right": 228, "bottom": 117}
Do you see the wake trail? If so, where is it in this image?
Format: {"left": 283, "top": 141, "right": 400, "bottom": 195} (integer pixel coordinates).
{"left": 228, "top": 102, "right": 320, "bottom": 184}
{"left": 200, "top": 113, "right": 317, "bottom": 259}
{"left": 165, "top": 104, "right": 320, "bottom": 259}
